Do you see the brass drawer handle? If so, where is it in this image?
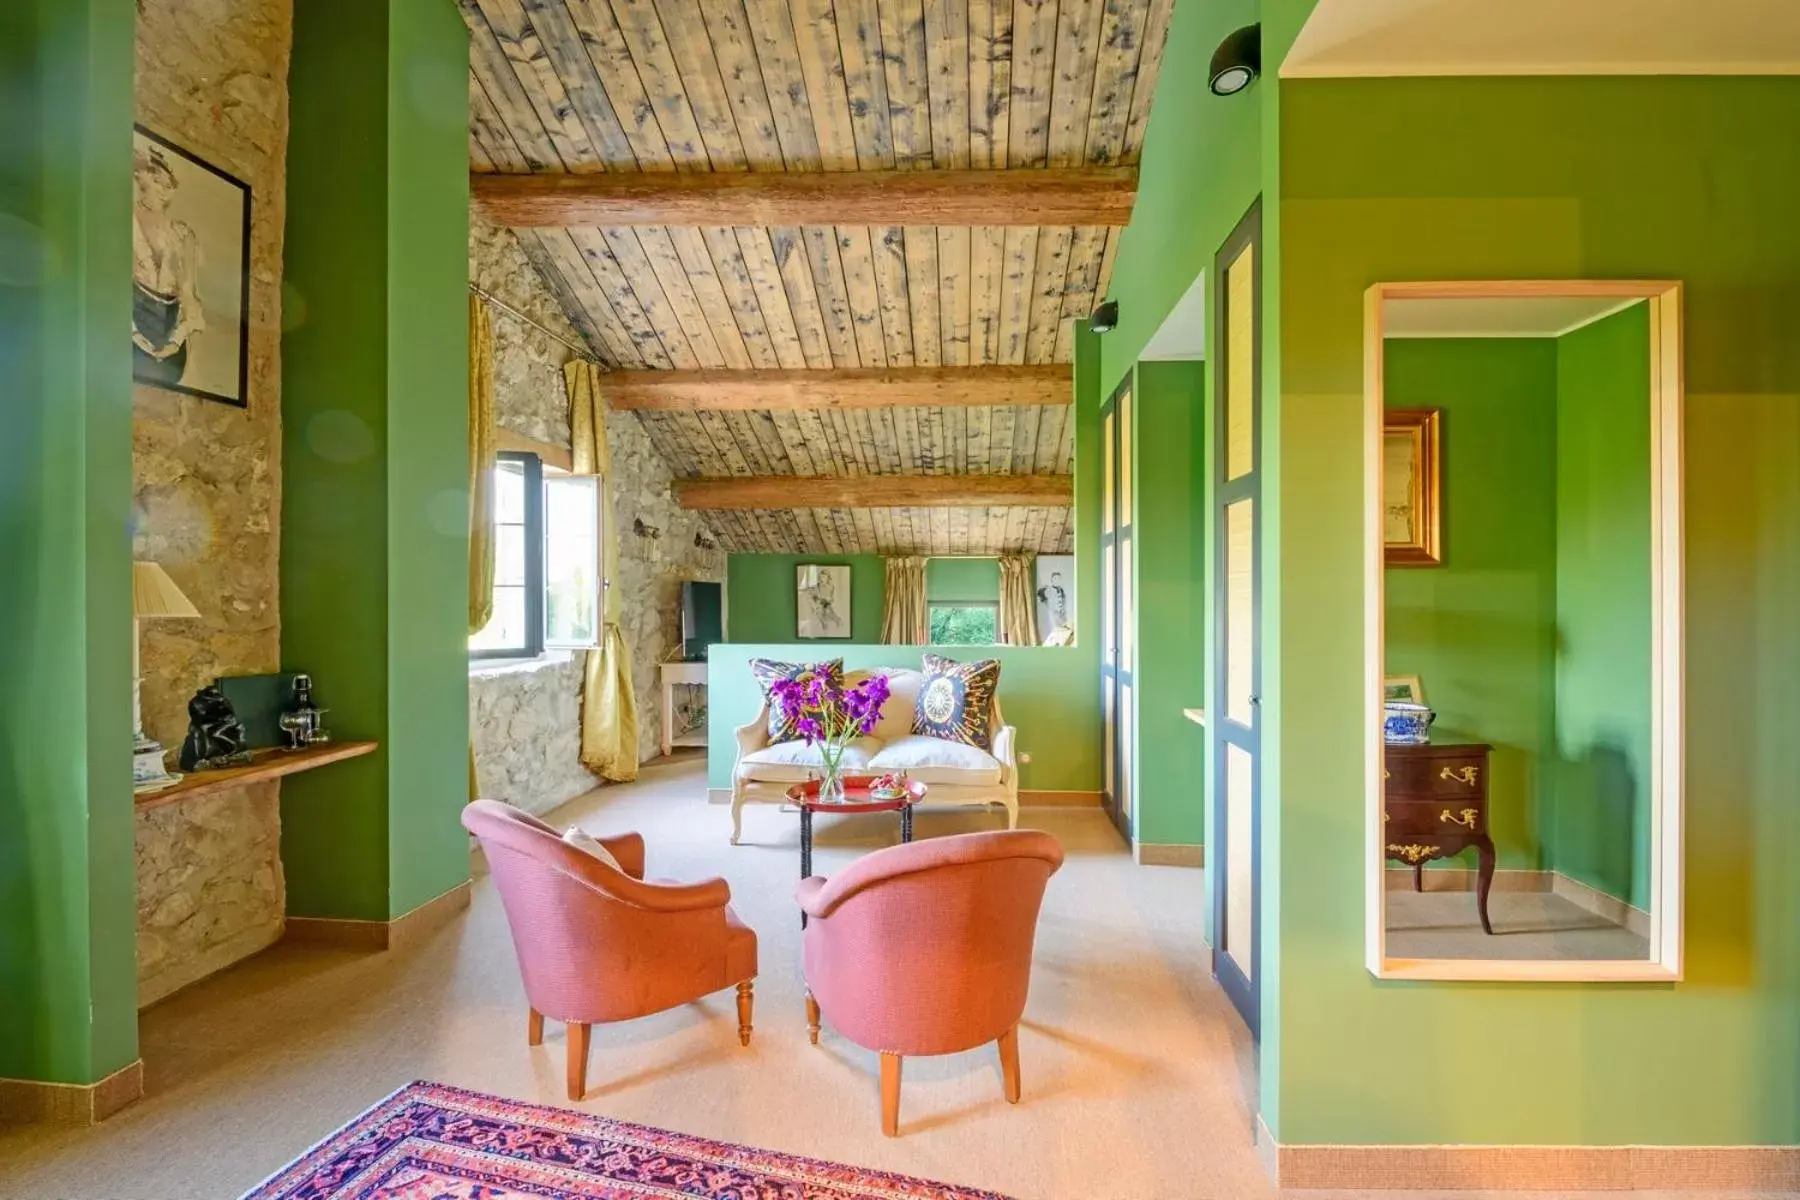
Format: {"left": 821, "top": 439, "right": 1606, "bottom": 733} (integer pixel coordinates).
{"left": 1439, "top": 807, "right": 1478, "bottom": 829}
{"left": 1439, "top": 765, "right": 1479, "bottom": 787}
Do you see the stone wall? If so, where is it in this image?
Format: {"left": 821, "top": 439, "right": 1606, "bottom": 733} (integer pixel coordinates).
{"left": 132, "top": 0, "right": 293, "bottom": 1007}
{"left": 470, "top": 214, "right": 724, "bottom": 812}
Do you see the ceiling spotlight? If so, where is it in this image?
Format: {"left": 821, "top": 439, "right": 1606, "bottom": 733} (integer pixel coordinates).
{"left": 1209, "top": 24, "right": 1261, "bottom": 96}
{"left": 1090, "top": 300, "right": 1119, "bottom": 334}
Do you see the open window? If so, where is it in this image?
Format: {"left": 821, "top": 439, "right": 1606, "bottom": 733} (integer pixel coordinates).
{"left": 470, "top": 451, "right": 602, "bottom": 660}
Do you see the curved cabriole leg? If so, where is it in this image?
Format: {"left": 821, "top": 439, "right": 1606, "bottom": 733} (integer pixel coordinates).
{"left": 880, "top": 1053, "right": 902, "bottom": 1137}
{"left": 566, "top": 1022, "right": 590, "bottom": 1101}
{"left": 804, "top": 991, "right": 821, "bottom": 1045}
{"left": 736, "top": 980, "right": 754, "bottom": 1046}
{"left": 1475, "top": 837, "right": 1496, "bottom": 935}
{"left": 1005, "top": 797, "right": 1019, "bottom": 830}
{"left": 527, "top": 1008, "right": 543, "bottom": 1047}
{"left": 997, "top": 1025, "right": 1022, "bottom": 1103}
{"left": 731, "top": 787, "right": 746, "bottom": 846}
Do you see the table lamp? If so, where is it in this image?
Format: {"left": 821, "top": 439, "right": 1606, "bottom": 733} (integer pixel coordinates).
{"left": 133, "top": 561, "right": 199, "bottom": 790}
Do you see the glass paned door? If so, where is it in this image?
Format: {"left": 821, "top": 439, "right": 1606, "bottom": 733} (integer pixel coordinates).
{"left": 1101, "top": 378, "right": 1134, "bottom": 842}
{"left": 1212, "top": 201, "right": 1262, "bottom": 1039}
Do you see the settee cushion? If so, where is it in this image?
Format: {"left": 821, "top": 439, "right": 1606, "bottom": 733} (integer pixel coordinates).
{"left": 868, "top": 735, "right": 1004, "bottom": 787}
{"left": 912, "top": 653, "right": 1001, "bottom": 749}
{"left": 749, "top": 657, "right": 844, "bottom": 745}
{"left": 738, "top": 737, "right": 880, "bottom": 784}
{"left": 864, "top": 668, "right": 924, "bottom": 742}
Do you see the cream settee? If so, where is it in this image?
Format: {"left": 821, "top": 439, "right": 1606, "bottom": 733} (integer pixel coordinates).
{"left": 729, "top": 666, "right": 1018, "bottom": 844}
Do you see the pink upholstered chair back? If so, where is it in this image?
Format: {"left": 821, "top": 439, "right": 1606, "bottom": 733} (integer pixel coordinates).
{"left": 462, "top": 799, "right": 739, "bottom": 1025}
{"left": 800, "top": 829, "right": 1063, "bottom": 1057}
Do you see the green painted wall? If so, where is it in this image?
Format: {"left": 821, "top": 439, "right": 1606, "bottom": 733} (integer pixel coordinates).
{"left": 0, "top": 0, "right": 139, "bottom": 1086}
{"left": 707, "top": 643, "right": 1100, "bottom": 793}
{"left": 1384, "top": 339, "right": 1560, "bottom": 871}
{"left": 925, "top": 557, "right": 999, "bottom": 604}
{"left": 1275, "top": 76, "right": 1800, "bottom": 1146}
{"left": 1552, "top": 304, "right": 1653, "bottom": 909}
{"left": 1132, "top": 361, "right": 1207, "bottom": 848}
{"left": 725, "top": 555, "right": 886, "bottom": 643}
{"left": 280, "top": 0, "right": 471, "bottom": 921}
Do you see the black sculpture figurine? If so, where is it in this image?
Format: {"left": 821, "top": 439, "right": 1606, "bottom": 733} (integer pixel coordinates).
{"left": 179, "top": 684, "right": 253, "bottom": 771}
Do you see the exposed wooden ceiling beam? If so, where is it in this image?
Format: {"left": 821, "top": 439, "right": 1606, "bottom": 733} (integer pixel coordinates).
{"left": 604, "top": 365, "right": 1069, "bottom": 411}
{"left": 675, "top": 475, "right": 1073, "bottom": 511}
{"left": 472, "top": 168, "right": 1136, "bottom": 228}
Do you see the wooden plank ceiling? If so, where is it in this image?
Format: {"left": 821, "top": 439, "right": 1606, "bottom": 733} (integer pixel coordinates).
{"left": 462, "top": 0, "right": 1173, "bottom": 555}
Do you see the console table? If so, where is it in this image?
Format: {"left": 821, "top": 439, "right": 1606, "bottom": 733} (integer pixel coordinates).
{"left": 658, "top": 660, "right": 708, "bottom": 757}
{"left": 1384, "top": 741, "right": 1494, "bottom": 935}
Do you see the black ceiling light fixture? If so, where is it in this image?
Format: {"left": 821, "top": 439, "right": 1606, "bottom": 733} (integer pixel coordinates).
{"left": 1090, "top": 299, "right": 1119, "bottom": 334}
{"left": 1209, "top": 24, "right": 1261, "bottom": 96}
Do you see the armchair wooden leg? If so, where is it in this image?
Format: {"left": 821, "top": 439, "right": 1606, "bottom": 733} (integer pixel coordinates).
{"left": 804, "top": 991, "right": 821, "bottom": 1045}
{"left": 736, "top": 980, "right": 754, "bottom": 1046}
{"left": 566, "top": 1022, "right": 590, "bottom": 1101}
{"left": 997, "top": 1024, "right": 1021, "bottom": 1104}
{"left": 527, "top": 1008, "right": 543, "bottom": 1047}
{"left": 880, "top": 1053, "right": 902, "bottom": 1137}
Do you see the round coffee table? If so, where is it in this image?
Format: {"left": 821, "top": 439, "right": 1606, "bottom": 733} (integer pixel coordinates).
{"left": 786, "top": 775, "right": 928, "bottom": 925}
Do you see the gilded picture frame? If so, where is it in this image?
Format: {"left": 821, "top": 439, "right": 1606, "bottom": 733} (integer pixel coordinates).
{"left": 1383, "top": 408, "right": 1441, "bottom": 566}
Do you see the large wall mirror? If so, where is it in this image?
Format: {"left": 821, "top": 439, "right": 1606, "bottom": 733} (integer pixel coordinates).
{"left": 1363, "top": 281, "right": 1683, "bottom": 982}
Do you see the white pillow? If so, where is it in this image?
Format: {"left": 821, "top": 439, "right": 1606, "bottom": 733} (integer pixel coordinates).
{"left": 870, "top": 669, "right": 925, "bottom": 742}
{"left": 562, "top": 827, "right": 623, "bottom": 872}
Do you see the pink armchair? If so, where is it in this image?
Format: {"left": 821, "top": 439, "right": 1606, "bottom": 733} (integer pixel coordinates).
{"left": 462, "top": 800, "right": 758, "bottom": 1100}
{"left": 796, "top": 829, "right": 1064, "bottom": 1136}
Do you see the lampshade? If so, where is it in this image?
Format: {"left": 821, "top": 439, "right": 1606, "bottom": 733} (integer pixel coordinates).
{"left": 133, "top": 561, "right": 200, "bottom": 620}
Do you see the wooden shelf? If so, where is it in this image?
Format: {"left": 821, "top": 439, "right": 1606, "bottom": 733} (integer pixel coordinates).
{"left": 1183, "top": 708, "right": 1207, "bottom": 727}
{"left": 134, "top": 741, "right": 378, "bottom": 811}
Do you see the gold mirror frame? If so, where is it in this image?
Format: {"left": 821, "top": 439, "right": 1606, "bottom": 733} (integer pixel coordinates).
{"left": 1362, "top": 280, "right": 1685, "bottom": 983}
{"left": 1383, "top": 408, "right": 1441, "bottom": 565}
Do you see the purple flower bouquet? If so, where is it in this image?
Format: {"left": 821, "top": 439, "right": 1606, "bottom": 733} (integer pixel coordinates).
{"left": 770, "top": 672, "right": 891, "bottom": 803}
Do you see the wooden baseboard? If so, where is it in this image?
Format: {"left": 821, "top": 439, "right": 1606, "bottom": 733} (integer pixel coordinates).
{"left": 1269, "top": 1140, "right": 1800, "bottom": 1191}
{"left": 0, "top": 1058, "right": 143, "bottom": 1125}
{"left": 284, "top": 878, "right": 472, "bottom": 952}
{"left": 1019, "top": 789, "right": 1101, "bottom": 807}
{"left": 1552, "top": 872, "right": 1652, "bottom": 939}
{"left": 1136, "top": 842, "right": 1203, "bottom": 868}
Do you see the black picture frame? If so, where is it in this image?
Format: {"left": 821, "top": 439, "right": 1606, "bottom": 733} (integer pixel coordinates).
{"left": 131, "top": 125, "right": 253, "bottom": 408}
{"left": 795, "top": 563, "right": 852, "bottom": 639}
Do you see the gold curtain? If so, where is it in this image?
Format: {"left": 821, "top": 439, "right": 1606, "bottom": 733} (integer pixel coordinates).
{"left": 468, "top": 294, "right": 497, "bottom": 798}
{"left": 567, "top": 360, "right": 638, "bottom": 782}
{"left": 997, "top": 555, "right": 1039, "bottom": 646}
{"left": 880, "top": 556, "right": 928, "bottom": 645}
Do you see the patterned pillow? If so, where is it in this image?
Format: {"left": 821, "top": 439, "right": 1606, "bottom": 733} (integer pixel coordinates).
{"left": 912, "top": 653, "right": 1002, "bottom": 750}
{"left": 750, "top": 657, "right": 844, "bottom": 745}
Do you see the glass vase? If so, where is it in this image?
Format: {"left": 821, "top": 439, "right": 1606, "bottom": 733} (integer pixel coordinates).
{"left": 817, "top": 757, "right": 847, "bottom": 805}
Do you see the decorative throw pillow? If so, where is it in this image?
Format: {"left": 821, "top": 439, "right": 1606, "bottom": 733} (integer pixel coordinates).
{"left": 562, "top": 827, "right": 622, "bottom": 872}
{"left": 750, "top": 657, "right": 844, "bottom": 744}
{"left": 912, "top": 652, "right": 1002, "bottom": 750}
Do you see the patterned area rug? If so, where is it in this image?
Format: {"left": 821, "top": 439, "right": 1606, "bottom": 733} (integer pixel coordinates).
{"left": 243, "top": 1081, "right": 1014, "bottom": 1200}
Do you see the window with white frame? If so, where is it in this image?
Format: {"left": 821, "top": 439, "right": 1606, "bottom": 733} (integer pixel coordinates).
{"left": 470, "top": 450, "right": 601, "bottom": 660}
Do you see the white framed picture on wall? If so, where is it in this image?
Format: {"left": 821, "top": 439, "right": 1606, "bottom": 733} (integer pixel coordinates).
{"left": 796, "top": 564, "right": 851, "bottom": 639}
{"left": 1034, "top": 555, "right": 1074, "bottom": 645}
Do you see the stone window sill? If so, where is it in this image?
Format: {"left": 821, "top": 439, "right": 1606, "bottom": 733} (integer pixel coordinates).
{"left": 469, "top": 651, "right": 576, "bottom": 678}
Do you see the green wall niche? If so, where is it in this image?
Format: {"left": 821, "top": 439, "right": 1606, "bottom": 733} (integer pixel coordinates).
{"left": 279, "top": 0, "right": 471, "bottom": 922}
{"left": 1276, "top": 75, "right": 1800, "bottom": 1148}
{"left": 1384, "top": 338, "right": 1559, "bottom": 873}
{"left": 0, "top": 0, "right": 139, "bottom": 1087}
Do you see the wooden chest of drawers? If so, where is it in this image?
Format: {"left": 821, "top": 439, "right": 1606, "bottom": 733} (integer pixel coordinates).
{"left": 1384, "top": 742, "right": 1494, "bottom": 935}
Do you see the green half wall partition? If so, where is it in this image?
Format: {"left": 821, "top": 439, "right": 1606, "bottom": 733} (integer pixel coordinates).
{"left": 0, "top": 0, "right": 139, "bottom": 1089}
{"left": 279, "top": 0, "right": 471, "bottom": 922}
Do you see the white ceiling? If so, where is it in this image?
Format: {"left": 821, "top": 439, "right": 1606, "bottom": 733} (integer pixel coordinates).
{"left": 1384, "top": 295, "right": 1643, "bottom": 339}
{"left": 1140, "top": 270, "right": 1208, "bottom": 361}
{"left": 1284, "top": 0, "right": 1800, "bottom": 77}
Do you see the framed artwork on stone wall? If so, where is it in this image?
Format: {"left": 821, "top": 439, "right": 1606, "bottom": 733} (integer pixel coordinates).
{"left": 132, "top": 127, "right": 252, "bottom": 408}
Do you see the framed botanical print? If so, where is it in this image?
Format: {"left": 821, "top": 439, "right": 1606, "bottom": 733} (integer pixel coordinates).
{"left": 132, "top": 127, "right": 252, "bottom": 407}
{"left": 796, "top": 564, "right": 851, "bottom": 639}
{"left": 1383, "top": 408, "right": 1441, "bottom": 565}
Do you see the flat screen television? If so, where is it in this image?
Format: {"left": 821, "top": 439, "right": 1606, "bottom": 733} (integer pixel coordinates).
{"left": 681, "top": 580, "right": 723, "bottom": 661}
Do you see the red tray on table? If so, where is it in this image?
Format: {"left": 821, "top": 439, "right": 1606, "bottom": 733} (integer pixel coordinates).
{"left": 784, "top": 774, "right": 928, "bottom": 813}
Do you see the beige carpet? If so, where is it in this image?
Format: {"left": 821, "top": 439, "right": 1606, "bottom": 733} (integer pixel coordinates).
{"left": 1386, "top": 891, "right": 1649, "bottom": 961}
{"left": 0, "top": 762, "right": 1774, "bottom": 1199}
